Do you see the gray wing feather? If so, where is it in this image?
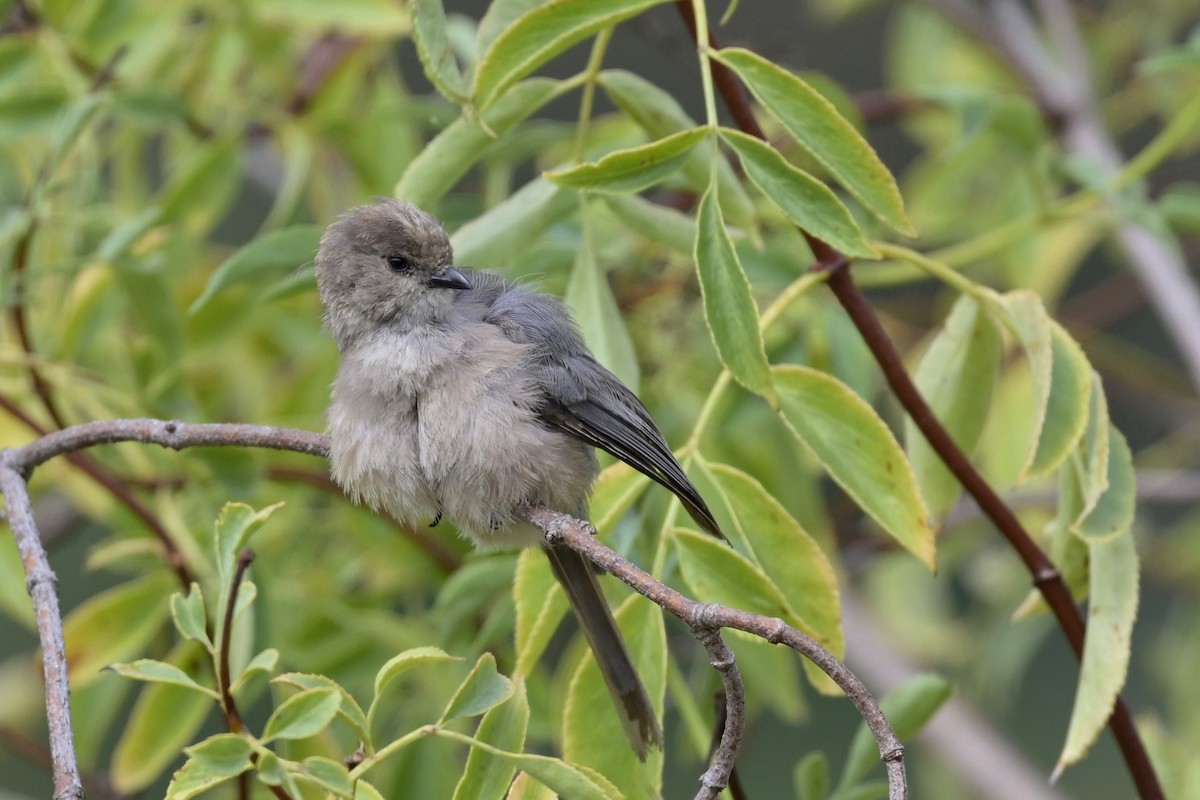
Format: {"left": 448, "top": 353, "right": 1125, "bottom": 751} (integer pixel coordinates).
{"left": 461, "top": 270, "right": 724, "bottom": 539}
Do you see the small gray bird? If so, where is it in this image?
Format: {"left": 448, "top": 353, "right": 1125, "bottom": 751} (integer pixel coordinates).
{"left": 315, "top": 198, "right": 723, "bottom": 758}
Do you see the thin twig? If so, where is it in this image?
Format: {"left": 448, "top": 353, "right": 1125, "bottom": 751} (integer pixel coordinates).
{"left": 0, "top": 464, "right": 83, "bottom": 800}
{"left": 218, "top": 549, "right": 255, "bottom": 733}
{"left": 692, "top": 629, "right": 745, "bottom": 800}
{"left": 524, "top": 506, "right": 907, "bottom": 800}
{"left": 706, "top": 693, "right": 748, "bottom": 800}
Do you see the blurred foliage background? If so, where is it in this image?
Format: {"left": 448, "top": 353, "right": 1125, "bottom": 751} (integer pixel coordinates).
{"left": 1, "top": 0, "right": 1199, "bottom": 798}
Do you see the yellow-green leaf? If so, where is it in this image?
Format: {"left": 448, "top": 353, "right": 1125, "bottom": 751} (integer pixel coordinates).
{"left": 695, "top": 177, "right": 775, "bottom": 402}
{"left": 441, "top": 652, "right": 515, "bottom": 723}
{"left": 64, "top": 571, "right": 176, "bottom": 688}
{"left": 906, "top": 295, "right": 1002, "bottom": 522}
{"left": 474, "top": 0, "right": 672, "bottom": 111}
{"left": 720, "top": 128, "right": 878, "bottom": 258}
{"left": 565, "top": 226, "right": 640, "bottom": 389}
{"left": 546, "top": 128, "right": 708, "bottom": 193}
{"left": 712, "top": 47, "right": 913, "bottom": 235}
{"left": 1028, "top": 323, "right": 1093, "bottom": 476}
{"left": 453, "top": 679, "right": 531, "bottom": 800}
{"left": 774, "top": 365, "right": 935, "bottom": 569}
{"left": 513, "top": 548, "right": 568, "bottom": 675}
{"left": 1072, "top": 425, "right": 1136, "bottom": 542}
{"left": 412, "top": 0, "right": 469, "bottom": 102}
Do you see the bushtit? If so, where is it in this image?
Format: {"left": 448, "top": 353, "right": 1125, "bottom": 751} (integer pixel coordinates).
{"left": 315, "top": 198, "right": 723, "bottom": 758}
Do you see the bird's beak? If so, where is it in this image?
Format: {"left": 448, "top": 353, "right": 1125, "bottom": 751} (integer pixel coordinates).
{"left": 427, "top": 266, "right": 472, "bottom": 290}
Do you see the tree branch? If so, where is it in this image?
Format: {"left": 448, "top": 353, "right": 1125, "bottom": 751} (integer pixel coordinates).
{"left": 523, "top": 506, "right": 907, "bottom": 800}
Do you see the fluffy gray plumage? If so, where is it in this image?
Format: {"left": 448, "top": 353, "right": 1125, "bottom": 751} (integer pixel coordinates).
{"left": 315, "top": 197, "right": 723, "bottom": 757}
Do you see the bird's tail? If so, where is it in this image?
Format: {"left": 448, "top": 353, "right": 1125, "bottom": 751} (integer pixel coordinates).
{"left": 544, "top": 543, "right": 663, "bottom": 760}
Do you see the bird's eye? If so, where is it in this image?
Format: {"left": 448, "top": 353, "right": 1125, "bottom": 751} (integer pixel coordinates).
{"left": 385, "top": 255, "right": 413, "bottom": 272}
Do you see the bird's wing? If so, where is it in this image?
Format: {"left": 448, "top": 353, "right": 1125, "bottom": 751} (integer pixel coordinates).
{"left": 477, "top": 278, "right": 724, "bottom": 539}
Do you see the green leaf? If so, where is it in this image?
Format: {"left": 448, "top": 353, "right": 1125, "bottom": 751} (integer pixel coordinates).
{"left": 1027, "top": 323, "right": 1092, "bottom": 476}
{"left": 474, "top": 0, "right": 671, "bottom": 111}
{"left": 189, "top": 225, "right": 322, "bottom": 313}
{"left": 108, "top": 659, "right": 218, "bottom": 699}
{"left": 263, "top": 686, "right": 342, "bottom": 742}
{"left": 695, "top": 177, "right": 775, "bottom": 402}
{"left": 395, "top": 78, "right": 560, "bottom": 208}
{"left": 231, "top": 648, "right": 280, "bottom": 695}
{"left": 412, "top": 0, "right": 469, "bottom": 102}
{"left": 505, "top": 772, "right": 558, "bottom": 799}
{"left": 514, "top": 547, "right": 569, "bottom": 675}
{"left": 711, "top": 47, "right": 913, "bottom": 236}
{"left": 450, "top": 178, "right": 574, "bottom": 267}
{"left": 602, "top": 194, "right": 695, "bottom": 254}
{"left": 441, "top": 652, "right": 515, "bottom": 723}
{"left": 48, "top": 92, "right": 108, "bottom": 169}
{"left": 437, "top": 731, "right": 624, "bottom": 800}
{"left": 274, "top": 673, "right": 371, "bottom": 746}
{"left": 112, "top": 642, "right": 215, "bottom": 793}
{"left": 839, "top": 673, "right": 953, "bottom": 790}
{"left": 675, "top": 527, "right": 812, "bottom": 635}
{"left": 184, "top": 734, "right": 254, "bottom": 777}
{"left": 166, "top": 755, "right": 243, "bottom": 800}
{"left": 563, "top": 596, "right": 665, "bottom": 799}
{"left": 453, "top": 679, "right": 531, "bottom": 800}
{"left": 370, "top": 646, "right": 461, "bottom": 730}
{"left": 599, "top": 70, "right": 754, "bottom": 228}
{"left": 720, "top": 128, "right": 878, "bottom": 258}
{"left": 981, "top": 290, "right": 1052, "bottom": 482}
{"left": 565, "top": 221, "right": 640, "bottom": 389}
{"left": 0, "top": 87, "right": 68, "bottom": 144}
{"left": 253, "top": 0, "right": 409, "bottom": 33}
{"left": 64, "top": 571, "right": 175, "bottom": 688}
{"left": 355, "top": 780, "right": 388, "bottom": 800}
{"left": 705, "top": 462, "right": 843, "bottom": 688}
{"left": 171, "top": 583, "right": 211, "bottom": 648}
{"left": 1055, "top": 532, "right": 1139, "bottom": 776}
{"left": 1074, "top": 371, "right": 1111, "bottom": 522}
{"left": 774, "top": 365, "right": 935, "bottom": 568}
{"left": 906, "top": 295, "right": 1002, "bottom": 522}
{"left": 590, "top": 460, "right": 652, "bottom": 535}
{"left": 795, "top": 752, "right": 830, "bottom": 800}
{"left": 546, "top": 128, "right": 708, "bottom": 193}
{"left": 158, "top": 136, "right": 242, "bottom": 236}
{"left": 1072, "top": 425, "right": 1136, "bottom": 541}
{"left": 478, "top": 0, "right": 552, "bottom": 55}
{"left": 301, "top": 756, "right": 355, "bottom": 798}
{"left": 213, "top": 502, "right": 283, "bottom": 584}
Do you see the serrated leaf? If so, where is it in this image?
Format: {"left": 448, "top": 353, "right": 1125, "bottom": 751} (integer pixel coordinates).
{"left": 441, "top": 652, "right": 515, "bottom": 723}
{"left": 108, "top": 659, "right": 218, "bottom": 698}
{"left": 1055, "top": 532, "right": 1138, "bottom": 776}
{"left": 232, "top": 648, "right": 280, "bottom": 695}
{"left": 273, "top": 672, "right": 371, "bottom": 745}
{"left": 774, "top": 365, "right": 935, "bottom": 568}
{"left": 514, "top": 547, "right": 569, "bottom": 675}
{"left": 563, "top": 596, "right": 665, "bottom": 798}
{"left": 369, "top": 646, "right": 460, "bottom": 731}
{"left": 453, "top": 679, "right": 531, "bottom": 800}
{"left": 165, "top": 755, "right": 243, "bottom": 800}
{"left": 506, "top": 771, "right": 557, "bottom": 800}
{"left": 450, "top": 178, "right": 573, "bottom": 267}
{"left": 981, "top": 290, "right": 1052, "bottom": 482}
{"left": 906, "top": 295, "right": 1002, "bottom": 522}
{"left": 474, "top": 0, "right": 671, "bottom": 111}
{"left": 355, "top": 780, "right": 388, "bottom": 800}
{"left": 675, "top": 527, "right": 813, "bottom": 634}
{"left": 64, "top": 571, "right": 175, "bottom": 689}
{"left": 695, "top": 178, "right": 775, "bottom": 402}
{"left": 546, "top": 127, "right": 708, "bottom": 192}
{"left": 1072, "top": 425, "right": 1135, "bottom": 542}
{"left": 395, "top": 78, "right": 560, "bottom": 208}
{"left": 712, "top": 47, "right": 913, "bottom": 236}
{"left": 1028, "top": 323, "right": 1092, "bottom": 476}
{"left": 184, "top": 734, "right": 254, "bottom": 776}
{"left": 720, "top": 128, "right": 878, "bottom": 258}
{"left": 705, "top": 462, "right": 843, "bottom": 690}
{"left": 565, "top": 225, "right": 640, "bottom": 389}
{"left": 263, "top": 686, "right": 342, "bottom": 742}
{"left": 112, "top": 642, "right": 215, "bottom": 793}
{"left": 1073, "top": 372, "right": 1111, "bottom": 522}
{"left": 301, "top": 756, "right": 355, "bottom": 797}
{"left": 412, "top": 0, "right": 469, "bottom": 102}
{"left": 599, "top": 69, "right": 754, "bottom": 228}
{"left": 213, "top": 502, "right": 283, "bottom": 584}
{"left": 171, "top": 584, "right": 211, "bottom": 648}
{"left": 189, "top": 225, "right": 322, "bottom": 313}
{"left": 838, "top": 673, "right": 953, "bottom": 790}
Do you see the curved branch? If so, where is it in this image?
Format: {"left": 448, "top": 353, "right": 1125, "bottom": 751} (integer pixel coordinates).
{"left": 692, "top": 628, "right": 745, "bottom": 800}
{"left": 523, "top": 506, "right": 907, "bottom": 800}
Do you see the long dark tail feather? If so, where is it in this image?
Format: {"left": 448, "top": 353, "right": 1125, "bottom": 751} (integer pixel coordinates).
{"left": 544, "top": 543, "right": 663, "bottom": 760}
